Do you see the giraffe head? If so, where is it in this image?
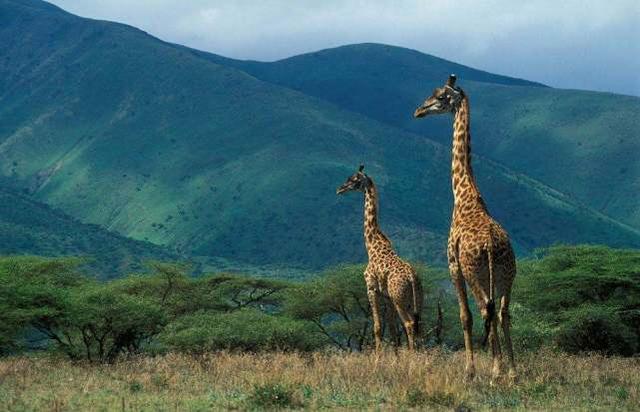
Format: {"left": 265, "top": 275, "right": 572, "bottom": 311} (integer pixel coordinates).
{"left": 413, "top": 74, "right": 464, "bottom": 118}
{"left": 336, "top": 164, "right": 370, "bottom": 195}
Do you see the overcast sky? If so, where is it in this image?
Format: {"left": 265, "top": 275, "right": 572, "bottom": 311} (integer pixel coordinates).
{"left": 48, "top": 0, "right": 640, "bottom": 96}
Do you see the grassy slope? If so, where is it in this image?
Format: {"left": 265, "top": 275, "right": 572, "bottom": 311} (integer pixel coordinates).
{"left": 209, "top": 43, "right": 640, "bottom": 231}
{"left": 1, "top": 1, "right": 639, "bottom": 270}
{"left": 0, "top": 185, "right": 176, "bottom": 278}
{"left": 0, "top": 351, "right": 638, "bottom": 410}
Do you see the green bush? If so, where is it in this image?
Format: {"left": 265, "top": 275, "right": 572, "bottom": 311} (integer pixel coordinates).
{"left": 405, "top": 388, "right": 428, "bottom": 407}
{"left": 159, "top": 308, "right": 324, "bottom": 352}
{"left": 509, "top": 303, "right": 556, "bottom": 351}
{"left": 556, "top": 306, "right": 636, "bottom": 356}
{"left": 0, "top": 257, "right": 316, "bottom": 360}
{"left": 514, "top": 245, "right": 640, "bottom": 355}
{"left": 3, "top": 245, "right": 637, "bottom": 360}
{"left": 249, "top": 383, "right": 294, "bottom": 409}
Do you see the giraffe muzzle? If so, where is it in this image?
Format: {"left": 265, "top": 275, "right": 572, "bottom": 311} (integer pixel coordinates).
{"left": 414, "top": 107, "right": 428, "bottom": 118}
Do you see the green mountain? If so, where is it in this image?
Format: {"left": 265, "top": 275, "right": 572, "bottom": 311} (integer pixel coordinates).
{"left": 1, "top": 0, "right": 639, "bottom": 270}
{"left": 0, "top": 184, "right": 176, "bottom": 278}
{"left": 207, "top": 43, "right": 640, "bottom": 232}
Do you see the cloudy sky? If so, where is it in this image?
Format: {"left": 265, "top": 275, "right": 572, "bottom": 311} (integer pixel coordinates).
{"left": 49, "top": 0, "right": 640, "bottom": 96}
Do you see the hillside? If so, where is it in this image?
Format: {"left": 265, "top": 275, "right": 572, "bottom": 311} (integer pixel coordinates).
{"left": 0, "top": 184, "right": 176, "bottom": 278}
{"left": 208, "top": 43, "right": 640, "bottom": 231}
{"left": 1, "top": 0, "right": 639, "bottom": 270}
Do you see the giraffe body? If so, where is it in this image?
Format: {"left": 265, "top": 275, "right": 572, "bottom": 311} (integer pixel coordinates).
{"left": 337, "top": 166, "right": 423, "bottom": 351}
{"left": 415, "top": 75, "right": 517, "bottom": 382}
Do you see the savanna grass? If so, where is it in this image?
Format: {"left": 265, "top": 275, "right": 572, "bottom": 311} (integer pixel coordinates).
{"left": 0, "top": 348, "right": 638, "bottom": 411}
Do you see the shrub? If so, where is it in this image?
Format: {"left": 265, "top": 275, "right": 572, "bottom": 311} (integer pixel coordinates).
{"left": 514, "top": 245, "right": 640, "bottom": 355}
{"left": 556, "top": 306, "right": 635, "bottom": 356}
{"left": 405, "top": 388, "right": 428, "bottom": 407}
{"left": 405, "top": 388, "right": 455, "bottom": 408}
{"left": 129, "top": 380, "right": 144, "bottom": 393}
{"left": 249, "top": 384, "right": 294, "bottom": 409}
{"left": 158, "top": 308, "right": 325, "bottom": 352}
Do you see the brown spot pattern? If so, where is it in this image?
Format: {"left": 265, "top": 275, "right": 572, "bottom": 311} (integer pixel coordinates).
{"left": 361, "top": 180, "right": 423, "bottom": 351}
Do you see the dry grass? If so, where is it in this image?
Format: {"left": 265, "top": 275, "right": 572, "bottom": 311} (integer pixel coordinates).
{"left": 0, "top": 349, "right": 638, "bottom": 411}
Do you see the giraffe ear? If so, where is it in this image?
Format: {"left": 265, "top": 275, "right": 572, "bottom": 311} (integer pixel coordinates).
{"left": 359, "top": 164, "right": 365, "bottom": 172}
{"left": 447, "top": 74, "right": 457, "bottom": 87}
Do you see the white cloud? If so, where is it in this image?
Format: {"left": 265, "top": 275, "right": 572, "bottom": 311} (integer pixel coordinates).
{"left": 48, "top": 0, "right": 640, "bottom": 95}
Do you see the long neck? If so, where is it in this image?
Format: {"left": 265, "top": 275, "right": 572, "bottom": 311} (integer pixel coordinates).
{"left": 363, "top": 179, "right": 383, "bottom": 249}
{"left": 451, "top": 95, "right": 481, "bottom": 207}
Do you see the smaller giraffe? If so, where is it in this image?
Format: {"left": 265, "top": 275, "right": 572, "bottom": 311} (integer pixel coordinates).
{"left": 337, "top": 165, "right": 423, "bottom": 351}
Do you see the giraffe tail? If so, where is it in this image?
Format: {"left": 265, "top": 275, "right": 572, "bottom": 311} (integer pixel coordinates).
{"left": 482, "top": 241, "right": 496, "bottom": 348}
{"left": 410, "top": 276, "right": 421, "bottom": 339}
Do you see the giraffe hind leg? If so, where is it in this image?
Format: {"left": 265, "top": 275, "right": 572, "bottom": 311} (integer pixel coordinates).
{"left": 480, "top": 293, "right": 502, "bottom": 380}
{"left": 384, "top": 296, "right": 401, "bottom": 349}
{"left": 500, "top": 294, "right": 517, "bottom": 381}
{"left": 393, "top": 301, "right": 417, "bottom": 351}
{"left": 488, "top": 309, "right": 502, "bottom": 382}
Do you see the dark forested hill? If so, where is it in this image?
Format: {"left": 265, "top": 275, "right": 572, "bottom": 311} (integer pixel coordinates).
{"left": 1, "top": 0, "right": 639, "bottom": 270}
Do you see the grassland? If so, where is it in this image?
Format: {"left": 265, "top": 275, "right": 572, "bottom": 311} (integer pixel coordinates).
{"left": 1, "top": 349, "right": 637, "bottom": 411}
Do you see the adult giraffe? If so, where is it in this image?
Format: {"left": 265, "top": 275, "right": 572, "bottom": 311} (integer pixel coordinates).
{"left": 414, "top": 75, "right": 517, "bottom": 382}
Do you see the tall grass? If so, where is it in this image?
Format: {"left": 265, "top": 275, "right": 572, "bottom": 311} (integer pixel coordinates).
{"left": 1, "top": 349, "right": 638, "bottom": 411}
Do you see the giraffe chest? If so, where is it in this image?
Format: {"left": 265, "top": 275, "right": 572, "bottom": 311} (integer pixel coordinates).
{"left": 370, "top": 255, "right": 412, "bottom": 281}
{"left": 371, "top": 258, "right": 394, "bottom": 277}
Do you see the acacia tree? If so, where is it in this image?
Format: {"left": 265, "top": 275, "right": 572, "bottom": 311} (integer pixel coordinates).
{"left": 286, "top": 263, "right": 452, "bottom": 351}
{"left": 0, "top": 256, "right": 85, "bottom": 355}
{"left": 285, "top": 265, "right": 375, "bottom": 351}
{"left": 158, "top": 308, "right": 324, "bottom": 352}
{"left": 63, "top": 282, "right": 166, "bottom": 362}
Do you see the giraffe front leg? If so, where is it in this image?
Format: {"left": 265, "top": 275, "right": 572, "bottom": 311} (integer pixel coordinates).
{"left": 451, "top": 264, "right": 475, "bottom": 380}
{"left": 367, "top": 287, "right": 383, "bottom": 352}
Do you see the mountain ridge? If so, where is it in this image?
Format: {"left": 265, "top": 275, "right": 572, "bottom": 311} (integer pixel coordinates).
{"left": 198, "top": 41, "right": 640, "bottom": 232}
{"left": 189, "top": 42, "right": 548, "bottom": 89}
{"left": 1, "top": 0, "right": 638, "bottom": 271}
